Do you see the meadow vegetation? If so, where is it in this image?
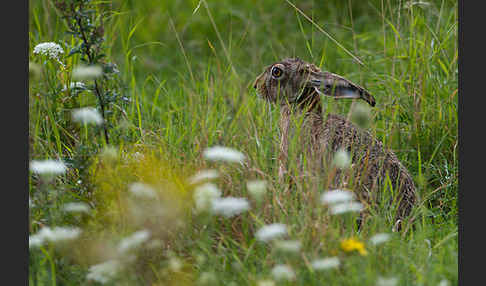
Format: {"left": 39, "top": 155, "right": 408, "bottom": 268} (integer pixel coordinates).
{"left": 29, "top": 0, "right": 457, "bottom": 285}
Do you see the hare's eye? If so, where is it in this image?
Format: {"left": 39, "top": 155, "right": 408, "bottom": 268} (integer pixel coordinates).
{"left": 271, "top": 66, "right": 283, "bottom": 78}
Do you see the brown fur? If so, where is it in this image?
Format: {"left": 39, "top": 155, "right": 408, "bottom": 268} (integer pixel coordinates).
{"left": 253, "top": 58, "right": 417, "bottom": 223}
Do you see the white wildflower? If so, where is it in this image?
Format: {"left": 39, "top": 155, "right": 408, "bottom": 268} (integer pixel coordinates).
{"left": 72, "top": 65, "right": 103, "bottom": 80}
{"left": 72, "top": 107, "right": 103, "bottom": 125}
{"left": 255, "top": 223, "right": 288, "bottom": 242}
{"left": 128, "top": 182, "right": 158, "bottom": 199}
{"left": 376, "top": 276, "right": 399, "bottom": 286}
{"left": 86, "top": 259, "right": 122, "bottom": 284}
{"left": 321, "top": 189, "right": 354, "bottom": 205}
{"left": 247, "top": 180, "right": 267, "bottom": 201}
{"left": 203, "top": 146, "right": 245, "bottom": 163}
{"left": 311, "top": 257, "right": 340, "bottom": 270}
{"left": 33, "top": 42, "right": 64, "bottom": 62}
{"left": 30, "top": 159, "right": 67, "bottom": 176}
{"left": 351, "top": 102, "right": 372, "bottom": 128}
{"left": 29, "top": 226, "right": 82, "bottom": 248}
{"left": 29, "top": 235, "right": 44, "bottom": 249}
{"left": 188, "top": 169, "right": 219, "bottom": 184}
{"left": 271, "top": 264, "right": 295, "bottom": 281}
{"left": 118, "top": 230, "right": 151, "bottom": 254}
{"left": 29, "top": 197, "right": 34, "bottom": 208}
{"left": 332, "top": 149, "right": 351, "bottom": 169}
{"left": 211, "top": 197, "right": 250, "bottom": 218}
{"left": 197, "top": 272, "right": 218, "bottom": 285}
{"left": 62, "top": 81, "right": 86, "bottom": 92}
{"left": 100, "top": 146, "right": 118, "bottom": 161}
{"left": 63, "top": 202, "right": 90, "bottom": 213}
{"left": 257, "top": 280, "right": 275, "bottom": 286}
{"left": 193, "top": 183, "right": 221, "bottom": 213}
{"left": 438, "top": 279, "right": 450, "bottom": 286}
{"left": 330, "top": 201, "right": 364, "bottom": 215}
{"left": 369, "top": 233, "right": 391, "bottom": 245}
{"left": 168, "top": 257, "right": 183, "bottom": 272}
{"left": 274, "top": 240, "right": 301, "bottom": 253}
{"left": 41, "top": 227, "right": 82, "bottom": 243}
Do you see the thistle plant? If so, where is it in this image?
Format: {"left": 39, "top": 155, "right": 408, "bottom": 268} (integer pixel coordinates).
{"left": 54, "top": 0, "right": 125, "bottom": 145}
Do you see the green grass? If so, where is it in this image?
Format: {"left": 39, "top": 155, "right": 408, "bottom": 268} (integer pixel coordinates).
{"left": 29, "top": 0, "right": 457, "bottom": 285}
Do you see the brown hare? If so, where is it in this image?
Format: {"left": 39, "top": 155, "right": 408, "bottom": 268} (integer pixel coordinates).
{"left": 253, "top": 57, "right": 417, "bottom": 227}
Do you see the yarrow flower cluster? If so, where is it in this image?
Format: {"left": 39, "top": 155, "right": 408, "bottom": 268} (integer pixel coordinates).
{"left": 128, "top": 182, "right": 158, "bottom": 199}
{"left": 33, "top": 42, "right": 64, "bottom": 65}
{"left": 203, "top": 146, "right": 245, "bottom": 163}
{"left": 369, "top": 233, "right": 391, "bottom": 245}
{"left": 310, "top": 257, "right": 340, "bottom": 270}
{"left": 118, "top": 229, "right": 151, "bottom": 254}
{"left": 210, "top": 197, "right": 250, "bottom": 218}
{"left": 189, "top": 169, "right": 220, "bottom": 185}
{"left": 29, "top": 226, "right": 82, "bottom": 248}
{"left": 255, "top": 223, "right": 288, "bottom": 242}
{"left": 86, "top": 259, "right": 122, "bottom": 284}
{"left": 332, "top": 148, "right": 351, "bottom": 169}
{"left": 321, "top": 189, "right": 364, "bottom": 215}
{"left": 271, "top": 264, "right": 295, "bottom": 281}
{"left": 72, "top": 107, "right": 104, "bottom": 125}
{"left": 320, "top": 189, "right": 354, "bottom": 205}
{"left": 193, "top": 183, "right": 221, "bottom": 213}
{"left": 246, "top": 180, "right": 267, "bottom": 202}
{"left": 30, "top": 159, "right": 67, "bottom": 176}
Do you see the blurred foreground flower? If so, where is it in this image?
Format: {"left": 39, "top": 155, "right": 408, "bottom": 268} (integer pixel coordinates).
{"left": 197, "top": 272, "right": 218, "bottom": 285}
{"left": 63, "top": 202, "right": 90, "bottom": 213}
{"left": 193, "top": 183, "right": 221, "bottom": 213}
{"left": 376, "top": 276, "right": 399, "bottom": 286}
{"left": 118, "top": 229, "right": 151, "bottom": 254}
{"left": 247, "top": 180, "right": 267, "bottom": 202}
{"left": 86, "top": 259, "right": 122, "bottom": 284}
{"left": 203, "top": 146, "right": 245, "bottom": 163}
{"left": 29, "top": 226, "right": 82, "bottom": 248}
{"left": 188, "top": 169, "right": 219, "bottom": 185}
{"left": 257, "top": 280, "right": 275, "bottom": 286}
{"left": 271, "top": 264, "right": 295, "bottom": 281}
{"left": 350, "top": 102, "right": 372, "bottom": 128}
{"left": 72, "top": 65, "right": 103, "bottom": 80}
{"left": 30, "top": 160, "right": 67, "bottom": 177}
{"left": 330, "top": 201, "right": 364, "bottom": 215}
{"left": 211, "top": 197, "right": 250, "bottom": 218}
{"left": 321, "top": 189, "right": 354, "bottom": 205}
{"left": 255, "top": 223, "right": 288, "bottom": 242}
{"left": 340, "top": 238, "right": 368, "bottom": 256}
{"left": 369, "top": 233, "right": 391, "bottom": 246}
{"left": 128, "top": 182, "right": 158, "bottom": 199}
{"left": 438, "top": 279, "right": 450, "bottom": 286}
{"left": 332, "top": 148, "right": 351, "bottom": 169}
{"left": 274, "top": 240, "right": 301, "bottom": 253}
{"left": 72, "top": 107, "right": 103, "bottom": 125}
{"left": 310, "top": 257, "right": 340, "bottom": 271}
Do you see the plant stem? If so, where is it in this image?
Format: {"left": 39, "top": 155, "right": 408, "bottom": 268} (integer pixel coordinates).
{"left": 74, "top": 9, "right": 110, "bottom": 144}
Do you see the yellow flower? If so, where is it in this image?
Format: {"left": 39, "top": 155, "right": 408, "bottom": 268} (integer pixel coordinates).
{"left": 340, "top": 238, "right": 368, "bottom": 256}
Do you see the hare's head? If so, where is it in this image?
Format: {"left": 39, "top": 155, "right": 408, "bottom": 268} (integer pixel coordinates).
{"left": 253, "top": 58, "right": 375, "bottom": 108}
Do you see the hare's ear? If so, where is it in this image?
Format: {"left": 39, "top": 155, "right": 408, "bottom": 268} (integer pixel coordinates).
{"left": 313, "top": 72, "right": 376, "bottom": 107}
